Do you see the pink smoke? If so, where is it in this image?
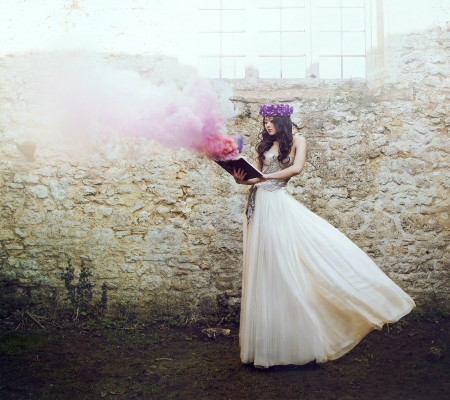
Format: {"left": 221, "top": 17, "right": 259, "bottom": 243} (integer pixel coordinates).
{"left": 38, "top": 59, "right": 240, "bottom": 161}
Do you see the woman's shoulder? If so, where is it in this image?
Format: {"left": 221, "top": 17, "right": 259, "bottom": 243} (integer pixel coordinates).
{"left": 293, "top": 135, "right": 306, "bottom": 146}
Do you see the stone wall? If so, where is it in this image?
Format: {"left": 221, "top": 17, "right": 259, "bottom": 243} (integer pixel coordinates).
{"left": 1, "top": 24, "right": 450, "bottom": 314}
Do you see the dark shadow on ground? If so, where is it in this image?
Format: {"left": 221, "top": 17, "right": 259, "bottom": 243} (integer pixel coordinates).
{"left": 0, "top": 317, "right": 449, "bottom": 400}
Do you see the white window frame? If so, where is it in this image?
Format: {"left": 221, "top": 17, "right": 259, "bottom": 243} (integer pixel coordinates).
{"left": 197, "top": 0, "right": 246, "bottom": 78}
{"left": 193, "top": 0, "right": 378, "bottom": 79}
{"left": 257, "top": 1, "right": 307, "bottom": 78}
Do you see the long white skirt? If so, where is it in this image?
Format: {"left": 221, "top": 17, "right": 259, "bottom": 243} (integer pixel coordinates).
{"left": 239, "top": 187, "right": 415, "bottom": 367}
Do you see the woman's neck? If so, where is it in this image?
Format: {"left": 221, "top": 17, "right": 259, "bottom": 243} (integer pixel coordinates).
{"left": 268, "top": 141, "right": 279, "bottom": 153}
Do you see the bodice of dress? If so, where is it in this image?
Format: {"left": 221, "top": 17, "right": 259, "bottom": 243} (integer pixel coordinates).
{"left": 257, "top": 152, "right": 294, "bottom": 192}
{"left": 245, "top": 152, "right": 294, "bottom": 224}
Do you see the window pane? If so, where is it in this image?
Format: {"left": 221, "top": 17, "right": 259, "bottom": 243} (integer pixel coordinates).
{"left": 198, "top": 0, "right": 221, "bottom": 9}
{"left": 320, "top": 57, "right": 342, "bottom": 78}
{"left": 259, "top": 8, "right": 281, "bottom": 31}
{"left": 343, "top": 57, "right": 365, "bottom": 78}
{"left": 259, "top": 57, "right": 281, "bottom": 78}
{"left": 319, "top": 32, "right": 341, "bottom": 55}
{"left": 282, "top": 57, "right": 305, "bottom": 78}
{"left": 222, "top": 0, "right": 245, "bottom": 9}
{"left": 282, "top": 32, "right": 305, "bottom": 56}
{"left": 281, "top": 8, "right": 305, "bottom": 31}
{"left": 258, "top": 0, "right": 280, "bottom": 8}
{"left": 318, "top": 8, "right": 342, "bottom": 31}
{"left": 198, "top": 10, "right": 221, "bottom": 32}
{"left": 222, "top": 57, "right": 246, "bottom": 78}
{"left": 259, "top": 32, "right": 281, "bottom": 55}
{"left": 342, "top": 32, "right": 365, "bottom": 55}
{"left": 222, "top": 33, "right": 246, "bottom": 56}
{"left": 342, "top": 0, "right": 364, "bottom": 7}
{"left": 197, "top": 33, "right": 221, "bottom": 56}
{"left": 318, "top": 0, "right": 342, "bottom": 7}
{"left": 222, "top": 10, "right": 245, "bottom": 31}
{"left": 282, "top": 0, "right": 306, "bottom": 8}
{"left": 198, "top": 57, "right": 220, "bottom": 78}
{"left": 342, "top": 8, "right": 365, "bottom": 31}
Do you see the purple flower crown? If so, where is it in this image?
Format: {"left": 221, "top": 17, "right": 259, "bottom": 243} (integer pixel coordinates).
{"left": 259, "top": 104, "right": 293, "bottom": 117}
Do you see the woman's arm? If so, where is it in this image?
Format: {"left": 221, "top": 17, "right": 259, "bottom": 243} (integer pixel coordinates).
{"left": 262, "top": 136, "right": 307, "bottom": 180}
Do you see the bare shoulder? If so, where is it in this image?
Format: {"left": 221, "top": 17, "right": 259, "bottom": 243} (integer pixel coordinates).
{"left": 293, "top": 135, "right": 306, "bottom": 147}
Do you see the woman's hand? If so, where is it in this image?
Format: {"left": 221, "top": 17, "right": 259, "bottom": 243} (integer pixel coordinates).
{"left": 255, "top": 174, "right": 268, "bottom": 183}
{"left": 232, "top": 167, "right": 247, "bottom": 184}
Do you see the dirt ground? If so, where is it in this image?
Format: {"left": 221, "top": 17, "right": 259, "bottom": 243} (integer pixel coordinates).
{"left": 0, "top": 316, "right": 449, "bottom": 400}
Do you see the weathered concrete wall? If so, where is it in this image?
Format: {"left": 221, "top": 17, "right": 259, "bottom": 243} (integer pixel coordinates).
{"left": 1, "top": 23, "right": 450, "bottom": 313}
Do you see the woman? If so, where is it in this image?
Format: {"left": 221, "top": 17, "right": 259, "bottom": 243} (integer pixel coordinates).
{"left": 231, "top": 104, "right": 415, "bottom": 369}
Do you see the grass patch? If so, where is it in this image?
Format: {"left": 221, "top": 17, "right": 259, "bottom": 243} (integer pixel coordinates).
{"left": 0, "top": 332, "right": 54, "bottom": 355}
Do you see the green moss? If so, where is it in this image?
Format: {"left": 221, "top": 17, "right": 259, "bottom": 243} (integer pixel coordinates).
{"left": 0, "top": 332, "right": 54, "bottom": 355}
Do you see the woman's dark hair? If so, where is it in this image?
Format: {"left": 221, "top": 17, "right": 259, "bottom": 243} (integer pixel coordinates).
{"left": 256, "top": 116, "right": 293, "bottom": 164}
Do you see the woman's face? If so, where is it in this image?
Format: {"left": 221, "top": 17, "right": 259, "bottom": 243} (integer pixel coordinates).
{"left": 264, "top": 117, "right": 276, "bottom": 136}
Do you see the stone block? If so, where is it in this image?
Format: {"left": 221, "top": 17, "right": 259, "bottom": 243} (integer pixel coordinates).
{"left": 121, "top": 264, "right": 135, "bottom": 273}
{"left": 83, "top": 179, "right": 102, "bottom": 185}
{"left": 137, "top": 262, "right": 156, "bottom": 277}
{"left": 146, "top": 226, "right": 183, "bottom": 246}
{"left": 178, "top": 264, "right": 200, "bottom": 271}
{"left": 83, "top": 186, "right": 97, "bottom": 195}
{"left": 13, "top": 173, "right": 39, "bottom": 184}
{"left": 28, "top": 185, "right": 48, "bottom": 199}
{"left": 6, "top": 182, "right": 24, "bottom": 189}
{"left": 104, "top": 168, "right": 132, "bottom": 184}
{"left": 92, "top": 228, "right": 115, "bottom": 240}
{"left": 118, "top": 186, "right": 132, "bottom": 194}
{"left": 74, "top": 171, "right": 87, "bottom": 179}
{"left": 404, "top": 159, "right": 426, "bottom": 175}
{"left": 215, "top": 281, "right": 233, "bottom": 290}
{"left": 125, "top": 253, "right": 144, "bottom": 262}
{"left": 140, "top": 275, "right": 163, "bottom": 290}
{"left": 5, "top": 244, "right": 24, "bottom": 250}
{"left": 0, "top": 229, "right": 14, "bottom": 240}
{"left": 94, "top": 259, "right": 120, "bottom": 279}
{"left": 43, "top": 199, "right": 56, "bottom": 211}
{"left": 17, "top": 210, "right": 45, "bottom": 225}
{"left": 423, "top": 76, "right": 441, "bottom": 86}
{"left": 156, "top": 205, "right": 170, "bottom": 214}
{"left": 35, "top": 166, "right": 56, "bottom": 177}
{"left": 49, "top": 180, "right": 70, "bottom": 202}
{"left": 115, "top": 230, "right": 131, "bottom": 237}
{"left": 98, "top": 206, "right": 113, "bottom": 216}
{"left": 14, "top": 229, "right": 27, "bottom": 238}
{"left": 381, "top": 146, "right": 399, "bottom": 156}
{"left": 111, "top": 210, "right": 131, "bottom": 227}
{"left": 57, "top": 165, "right": 73, "bottom": 177}
{"left": 130, "top": 200, "right": 145, "bottom": 213}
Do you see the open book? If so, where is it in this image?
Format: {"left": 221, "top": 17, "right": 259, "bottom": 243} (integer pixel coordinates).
{"left": 215, "top": 157, "right": 263, "bottom": 181}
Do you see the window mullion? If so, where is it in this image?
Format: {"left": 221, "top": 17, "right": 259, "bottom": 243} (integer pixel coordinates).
{"left": 308, "top": 0, "right": 320, "bottom": 78}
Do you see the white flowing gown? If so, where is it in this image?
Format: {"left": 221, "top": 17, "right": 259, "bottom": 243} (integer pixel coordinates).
{"left": 239, "top": 152, "right": 415, "bottom": 368}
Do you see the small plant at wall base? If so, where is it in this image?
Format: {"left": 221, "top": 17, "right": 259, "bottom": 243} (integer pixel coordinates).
{"left": 61, "top": 260, "right": 94, "bottom": 320}
{"left": 216, "top": 293, "right": 240, "bottom": 324}
{"left": 0, "top": 279, "right": 33, "bottom": 319}
{"left": 100, "top": 282, "right": 108, "bottom": 311}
